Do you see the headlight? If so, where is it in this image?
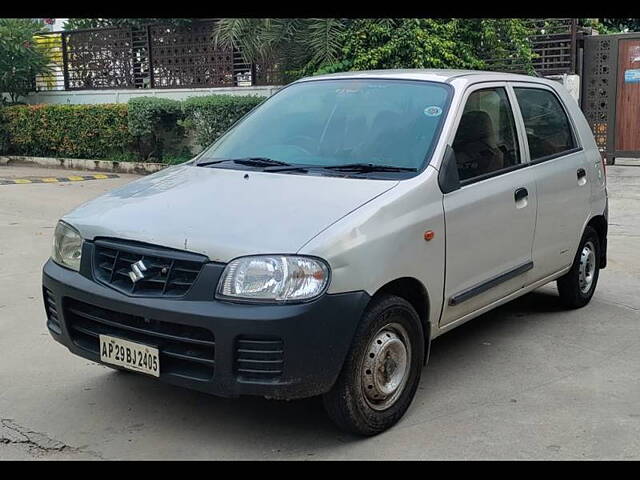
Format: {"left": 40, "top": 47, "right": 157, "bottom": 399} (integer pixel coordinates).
{"left": 52, "top": 221, "right": 83, "bottom": 271}
{"left": 217, "top": 255, "right": 330, "bottom": 303}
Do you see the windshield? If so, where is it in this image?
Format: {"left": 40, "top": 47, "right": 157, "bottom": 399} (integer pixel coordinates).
{"left": 197, "top": 79, "right": 452, "bottom": 174}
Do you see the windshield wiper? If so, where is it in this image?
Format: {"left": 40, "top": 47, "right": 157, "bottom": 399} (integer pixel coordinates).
{"left": 197, "top": 157, "right": 292, "bottom": 168}
{"left": 321, "top": 163, "right": 418, "bottom": 173}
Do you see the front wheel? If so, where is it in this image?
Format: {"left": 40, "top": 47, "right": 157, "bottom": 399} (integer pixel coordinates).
{"left": 557, "top": 226, "right": 601, "bottom": 308}
{"left": 323, "top": 294, "right": 425, "bottom": 436}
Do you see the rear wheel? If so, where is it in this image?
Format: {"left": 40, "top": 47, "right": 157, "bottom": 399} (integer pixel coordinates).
{"left": 323, "top": 294, "right": 425, "bottom": 436}
{"left": 557, "top": 226, "right": 600, "bottom": 308}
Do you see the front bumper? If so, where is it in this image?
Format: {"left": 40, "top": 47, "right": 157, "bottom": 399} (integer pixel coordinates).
{"left": 43, "top": 259, "right": 369, "bottom": 400}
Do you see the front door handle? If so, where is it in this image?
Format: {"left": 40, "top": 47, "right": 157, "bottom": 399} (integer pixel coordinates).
{"left": 514, "top": 187, "right": 528, "bottom": 203}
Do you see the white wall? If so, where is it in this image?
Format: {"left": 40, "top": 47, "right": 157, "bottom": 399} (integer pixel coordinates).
{"left": 18, "top": 85, "right": 281, "bottom": 105}
{"left": 52, "top": 18, "right": 67, "bottom": 32}
{"left": 545, "top": 74, "right": 581, "bottom": 103}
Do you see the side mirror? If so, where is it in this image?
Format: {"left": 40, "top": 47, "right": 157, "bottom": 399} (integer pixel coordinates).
{"left": 438, "top": 145, "right": 460, "bottom": 194}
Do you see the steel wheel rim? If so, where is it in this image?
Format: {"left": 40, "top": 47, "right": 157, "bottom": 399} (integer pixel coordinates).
{"left": 361, "top": 322, "right": 411, "bottom": 411}
{"left": 578, "top": 240, "right": 596, "bottom": 294}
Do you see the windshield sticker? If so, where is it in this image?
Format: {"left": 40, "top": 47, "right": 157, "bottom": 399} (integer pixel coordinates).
{"left": 424, "top": 106, "right": 443, "bottom": 117}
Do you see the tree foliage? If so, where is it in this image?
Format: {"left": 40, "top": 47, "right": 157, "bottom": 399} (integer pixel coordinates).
{"left": 598, "top": 18, "right": 640, "bottom": 33}
{"left": 216, "top": 18, "right": 536, "bottom": 80}
{"left": 318, "top": 19, "right": 482, "bottom": 74}
{"left": 317, "top": 19, "right": 535, "bottom": 75}
{"left": 214, "top": 18, "right": 347, "bottom": 82}
{"left": 63, "top": 18, "right": 194, "bottom": 31}
{"left": 0, "top": 18, "right": 52, "bottom": 104}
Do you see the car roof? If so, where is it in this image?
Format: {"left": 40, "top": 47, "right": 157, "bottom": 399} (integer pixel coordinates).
{"left": 294, "top": 69, "right": 549, "bottom": 85}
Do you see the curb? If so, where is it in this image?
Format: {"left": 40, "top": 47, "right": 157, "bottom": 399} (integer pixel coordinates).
{"left": 0, "top": 156, "right": 169, "bottom": 175}
{"left": 0, "top": 174, "right": 119, "bottom": 185}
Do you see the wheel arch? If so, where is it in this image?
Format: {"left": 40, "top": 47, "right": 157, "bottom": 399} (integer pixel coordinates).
{"left": 586, "top": 214, "right": 607, "bottom": 269}
{"left": 373, "top": 277, "right": 432, "bottom": 364}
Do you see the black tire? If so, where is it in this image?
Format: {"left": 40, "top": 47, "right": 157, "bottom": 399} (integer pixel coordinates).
{"left": 322, "top": 294, "right": 425, "bottom": 436}
{"left": 557, "top": 226, "right": 600, "bottom": 309}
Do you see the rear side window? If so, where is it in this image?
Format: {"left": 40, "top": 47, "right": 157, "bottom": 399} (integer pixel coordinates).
{"left": 513, "top": 87, "right": 576, "bottom": 161}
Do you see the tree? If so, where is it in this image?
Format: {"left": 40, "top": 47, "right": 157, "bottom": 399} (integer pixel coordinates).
{"left": 63, "top": 18, "right": 194, "bottom": 31}
{"left": 214, "top": 18, "right": 347, "bottom": 82}
{"left": 317, "top": 19, "right": 485, "bottom": 74}
{"left": 598, "top": 18, "right": 640, "bottom": 33}
{"left": 0, "top": 18, "right": 51, "bottom": 104}
{"left": 215, "top": 18, "right": 536, "bottom": 81}
{"left": 329, "top": 19, "right": 536, "bottom": 74}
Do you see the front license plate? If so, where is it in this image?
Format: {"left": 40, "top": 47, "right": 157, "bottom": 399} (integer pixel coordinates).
{"left": 99, "top": 334, "right": 160, "bottom": 377}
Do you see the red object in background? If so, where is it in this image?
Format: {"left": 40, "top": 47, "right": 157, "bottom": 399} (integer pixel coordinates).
{"left": 43, "top": 18, "right": 55, "bottom": 25}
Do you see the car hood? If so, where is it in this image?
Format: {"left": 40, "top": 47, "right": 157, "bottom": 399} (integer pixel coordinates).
{"left": 63, "top": 164, "right": 399, "bottom": 263}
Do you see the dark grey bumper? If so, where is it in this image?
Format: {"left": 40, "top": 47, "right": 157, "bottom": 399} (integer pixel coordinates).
{"left": 42, "top": 259, "right": 369, "bottom": 400}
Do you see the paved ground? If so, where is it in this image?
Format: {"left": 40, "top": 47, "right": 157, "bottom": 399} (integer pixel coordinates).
{"left": 0, "top": 162, "right": 639, "bottom": 460}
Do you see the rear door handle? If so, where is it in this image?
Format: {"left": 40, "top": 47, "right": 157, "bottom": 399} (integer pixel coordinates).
{"left": 514, "top": 187, "right": 528, "bottom": 203}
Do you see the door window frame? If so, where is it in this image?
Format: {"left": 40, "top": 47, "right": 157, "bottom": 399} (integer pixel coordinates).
{"left": 444, "top": 81, "right": 529, "bottom": 187}
{"left": 507, "top": 82, "right": 583, "bottom": 165}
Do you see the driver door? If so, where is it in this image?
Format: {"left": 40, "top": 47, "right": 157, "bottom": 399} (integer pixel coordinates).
{"left": 440, "top": 83, "right": 537, "bottom": 326}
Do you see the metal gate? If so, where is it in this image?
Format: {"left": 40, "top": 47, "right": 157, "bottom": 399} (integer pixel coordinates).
{"left": 582, "top": 33, "right": 640, "bottom": 164}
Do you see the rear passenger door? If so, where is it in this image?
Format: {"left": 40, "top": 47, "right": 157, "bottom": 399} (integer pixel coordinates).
{"left": 440, "top": 83, "right": 537, "bottom": 327}
{"left": 510, "top": 83, "right": 591, "bottom": 281}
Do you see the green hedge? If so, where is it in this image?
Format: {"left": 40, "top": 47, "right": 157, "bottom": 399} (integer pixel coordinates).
{"left": 0, "top": 112, "right": 9, "bottom": 155}
{"left": 127, "top": 97, "right": 184, "bottom": 161}
{"left": 128, "top": 97, "right": 183, "bottom": 137}
{"left": 182, "top": 95, "right": 264, "bottom": 149}
{"left": 0, "top": 94, "right": 266, "bottom": 161}
{"left": 1, "top": 104, "right": 133, "bottom": 159}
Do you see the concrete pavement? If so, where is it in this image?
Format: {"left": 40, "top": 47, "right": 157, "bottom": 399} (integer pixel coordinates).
{"left": 0, "top": 162, "right": 639, "bottom": 460}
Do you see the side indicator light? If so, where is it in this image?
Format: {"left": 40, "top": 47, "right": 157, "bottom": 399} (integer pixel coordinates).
{"left": 424, "top": 230, "right": 435, "bottom": 241}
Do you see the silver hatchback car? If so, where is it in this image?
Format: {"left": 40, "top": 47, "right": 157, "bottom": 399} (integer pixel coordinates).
{"left": 43, "top": 69, "right": 608, "bottom": 435}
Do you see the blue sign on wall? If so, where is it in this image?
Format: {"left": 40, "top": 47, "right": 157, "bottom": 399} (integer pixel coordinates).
{"left": 624, "top": 69, "right": 640, "bottom": 83}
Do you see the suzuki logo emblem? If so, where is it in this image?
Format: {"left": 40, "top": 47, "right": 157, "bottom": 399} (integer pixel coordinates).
{"left": 128, "top": 260, "right": 148, "bottom": 283}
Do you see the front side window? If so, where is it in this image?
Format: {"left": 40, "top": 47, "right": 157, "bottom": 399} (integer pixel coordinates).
{"left": 452, "top": 87, "right": 521, "bottom": 182}
{"left": 513, "top": 87, "right": 576, "bottom": 161}
{"left": 197, "top": 79, "right": 452, "bottom": 175}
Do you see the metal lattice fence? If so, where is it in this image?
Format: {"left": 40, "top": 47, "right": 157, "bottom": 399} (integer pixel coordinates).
{"left": 483, "top": 18, "right": 580, "bottom": 76}
{"left": 147, "top": 22, "right": 235, "bottom": 88}
{"left": 528, "top": 18, "right": 579, "bottom": 75}
{"left": 34, "top": 20, "right": 268, "bottom": 91}
{"left": 581, "top": 36, "right": 614, "bottom": 154}
{"left": 64, "top": 27, "right": 137, "bottom": 89}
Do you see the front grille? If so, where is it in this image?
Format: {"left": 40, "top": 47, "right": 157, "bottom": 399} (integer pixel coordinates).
{"left": 235, "top": 337, "right": 284, "bottom": 381}
{"left": 43, "top": 287, "right": 61, "bottom": 334}
{"left": 64, "top": 298, "right": 215, "bottom": 381}
{"left": 93, "top": 239, "right": 205, "bottom": 297}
